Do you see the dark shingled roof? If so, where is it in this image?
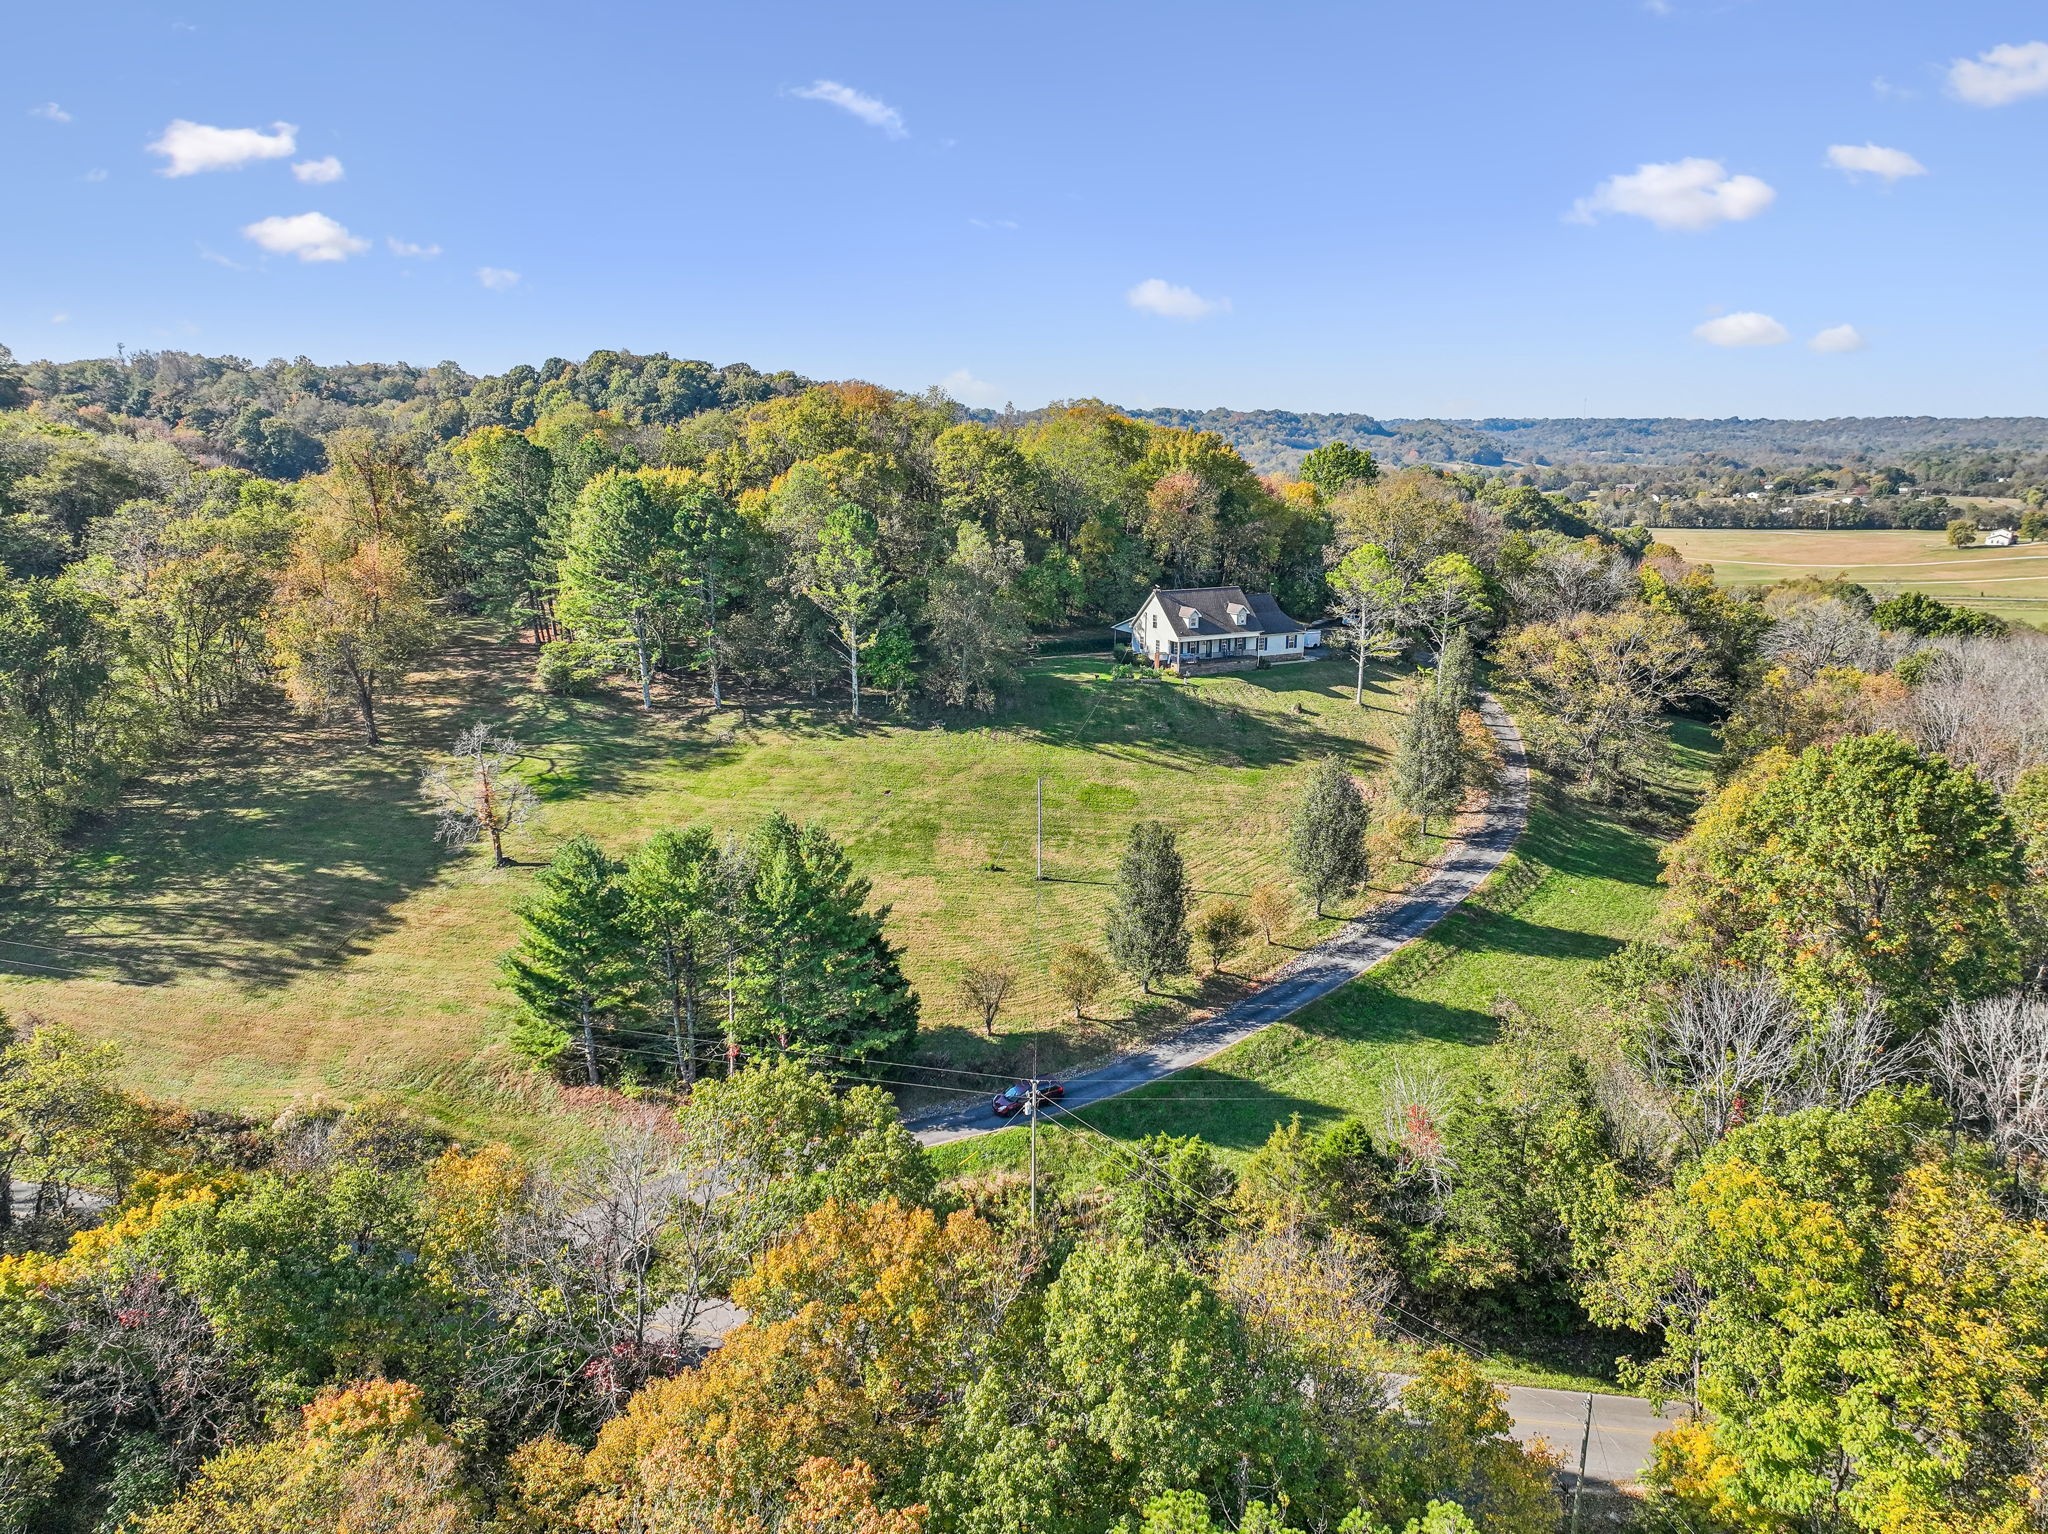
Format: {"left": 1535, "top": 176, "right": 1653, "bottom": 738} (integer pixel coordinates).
{"left": 1141, "top": 586, "right": 1310, "bottom": 640}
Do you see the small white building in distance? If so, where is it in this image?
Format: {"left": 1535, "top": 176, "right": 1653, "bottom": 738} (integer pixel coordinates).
{"left": 1984, "top": 527, "right": 2018, "bottom": 547}
{"left": 1117, "top": 585, "right": 1323, "bottom": 675}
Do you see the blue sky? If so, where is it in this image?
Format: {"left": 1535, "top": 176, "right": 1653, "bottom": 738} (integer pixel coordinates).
{"left": 6, "top": 1, "right": 2047, "bottom": 417}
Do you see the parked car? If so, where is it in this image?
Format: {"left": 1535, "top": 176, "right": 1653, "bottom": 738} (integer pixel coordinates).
{"left": 991, "top": 1079, "right": 1066, "bottom": 1117}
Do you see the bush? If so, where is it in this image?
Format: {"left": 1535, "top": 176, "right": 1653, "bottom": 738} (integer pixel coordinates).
{"left": 536, "top": 638, "right": 611, "bottom": 696}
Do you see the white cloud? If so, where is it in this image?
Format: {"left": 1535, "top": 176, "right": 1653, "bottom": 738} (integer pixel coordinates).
{"left": 1949, "top": 41, "right": 2048, "bottom": 106}
{"left": 387, "top": 236, "right": 442, "bottom": 258}
{"left": 790, "top": 80, "right": 907, "bottom": 139}
{"left": 941, "top": 369, "right": 1003, "bottom": 405}
{"left": 50, "top": 313, "right": 68, "bottom": 325}
{"left": 150, "top": 118, "right": 296, "bottom": 176}
{"left": 291, "top": 155, "right": 344, "bottom": 184}
{"left": 240, "top": 211, "right": 368, "bottom": 262}
{"left": 1825, "top": 143, "right": 1927, "bottom": 183}
{"left": 83, "top": 168, "right": 107, "bottom": 182}
{"left": 1810, "top": 323, "right": 1867, "bottom": 354}
{"left": 1127, "top": 277, "right": 1229, "bottom": 320}
{"left": 477, "top": 266, "right": 520, "bottom": 291}
{"left": 968, "top": 217, "right": 1019, "bottom": 231}
{"left": 30, "top": 102, "right": 70, "bottom": 123}
{"left": 1872, "top": 75, "right": 1916, "bottom": 101}
{"left": 199, "top": 245, "right": 250, "bottom": 271}
{"left": 1693, "top": 312, "right": 1790, "bottom": 347}
{"left": 1569, "top": 157, "right": 1775, "bottom": 231}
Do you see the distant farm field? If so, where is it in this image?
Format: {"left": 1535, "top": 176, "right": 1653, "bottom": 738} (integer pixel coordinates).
{"left": 1654, "top": 526, "right": 2048, "bottom": 629}
{"left": 0, "top": 634, "right": 1421, "bottom": 1144}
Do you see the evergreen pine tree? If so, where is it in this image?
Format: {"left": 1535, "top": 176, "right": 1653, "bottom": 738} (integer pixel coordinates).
{"left": 1289, "top": 756, "right": 1371, "bottom": 917}
{"left": 1104, "top": 820, "right": 1192, "bottom": 994}
{"left": 623, "top": 827, "right": 728, "bottom": 1085}
{"left": 502, "top": 835, "right": 642, "bottom": 1084}
{"left": 1392, "top": 690, "right": 1465, "bottom": 839}
{"left": 733, "top": 814, "right": 917, "bottom": 1064}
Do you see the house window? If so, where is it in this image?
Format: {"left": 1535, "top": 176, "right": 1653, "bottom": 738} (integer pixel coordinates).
{"left": 1286, "top": 634, "right": 1298, "bottom": 649}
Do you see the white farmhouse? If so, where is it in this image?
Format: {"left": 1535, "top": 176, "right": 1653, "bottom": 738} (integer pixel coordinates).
{"left": 1117, "top": 585, "right": 1323, "bottom": 675}
{"left": 1984, "top": 527, "right": 2018, "bottom": 547}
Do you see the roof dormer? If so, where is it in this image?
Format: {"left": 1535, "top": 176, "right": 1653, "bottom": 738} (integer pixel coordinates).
{"left": 1178, "top": 604, "right": 1202, "bottom": 631}
{"left": 1227, "top": 601, "right": 1252, "bottom": 627}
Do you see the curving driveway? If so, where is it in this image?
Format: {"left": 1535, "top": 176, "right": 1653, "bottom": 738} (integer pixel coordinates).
{"left": 908, "top": 692, "right": 1530, "bottom": 1145}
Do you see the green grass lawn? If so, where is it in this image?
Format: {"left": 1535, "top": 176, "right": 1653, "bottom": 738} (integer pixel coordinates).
{"left": 0, "top": 631, "right": 1422, "bottom": 1146}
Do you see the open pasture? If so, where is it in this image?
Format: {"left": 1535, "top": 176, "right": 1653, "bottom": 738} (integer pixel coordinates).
{"left": 0, "top": 634, "right": 1414, "bottom": 1138}
{"left": 1654, "top": 526, "right": 2048, "bottom": 628}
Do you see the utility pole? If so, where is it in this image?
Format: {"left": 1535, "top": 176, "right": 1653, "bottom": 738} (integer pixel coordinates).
{"left": 1569, "top": 1393, "right": 1593, "bottom": 1534}
{"left": 1027, "top": 1043, "right": 1040, "bottom": 1227}
{"left": 1035, "top": 776, "right": 1044, "bottom": 881}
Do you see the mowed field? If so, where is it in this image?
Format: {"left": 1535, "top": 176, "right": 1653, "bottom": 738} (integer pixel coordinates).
{"left": 1655, "top": 526, "right": 2048, "bottom": 628}
{"left": 0, "top": 632, "right": 1415, "bottom": 1142}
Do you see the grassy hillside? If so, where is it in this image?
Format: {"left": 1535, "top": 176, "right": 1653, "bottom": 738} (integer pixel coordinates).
{"left": 1656, "top": 525, "right": 2048, "bottom": 629}
{"left": 931, "top": 718, "right": 1714, "bottom": 1166}
{"left": 0, "top": 634, "right": 1420, "bottom": 1140}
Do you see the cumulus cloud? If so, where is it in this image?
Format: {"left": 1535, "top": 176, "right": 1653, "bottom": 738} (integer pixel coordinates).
{"left": 791, "top": 80, "right": 907, "bottom": 139}
{"left": 291, "top": 155, "right": 343, "bottom": 184}
{"left": 30, "top": 102, "right": 70, "bottom": 123}
{"left": 150, "top": 119, "right": 296, "bottom": 176}
{"left": 477, "top": 266, "right": 520, "bottom": 291}
{"left": 1810, "top": 324, "right": 1867, "bottom": 354}
{"left": 1693, "top": 312, "right": 1789, "bottom": 347}
{"left": 1569, "top": 157, "right": 1775, "bottom": 231}
{"left": 387, "top": 237, "right": 441, "bottom": 258}
{"left": 1949, "top": 41, "right": 2048, "bottom": 106}
{"left": 1127, "top": 277, "right": 1229, "bottom": 320}
{"left": 1825, "top": 143, "right": 1927, "bottom": 183}
{"left": 940, "top": 369, "right": 1003, "bottom": 405}
{"left": 240, "top": 211, "right": 368, "bottom": 262}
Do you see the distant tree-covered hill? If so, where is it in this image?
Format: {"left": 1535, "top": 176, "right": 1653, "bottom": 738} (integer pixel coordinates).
{"left": 0, "top": 345, "right": 809, "bottom": 478}
{"left": 1125, "top": 407, "right": 2048, "bottom": 475}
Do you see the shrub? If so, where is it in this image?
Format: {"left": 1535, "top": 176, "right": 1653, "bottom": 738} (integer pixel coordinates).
{"left": 536, "top": 638, "right": 611, "bottom": 696}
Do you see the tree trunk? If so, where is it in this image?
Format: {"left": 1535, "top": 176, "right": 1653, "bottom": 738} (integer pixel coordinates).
{"left": 1354, "top": 618, "right": 1367, "bottom": 706}
{"left": 631, "top": 611, "right": 653, "bottom": 711}
{"left": 579, "top": 994, "right": 599, "bottom": 1087}
{"left": 705, "top": 568, "right": 722, "bottom": 708}
{"left": 660, "top": 941, "right": 686, "bottom": 1082}
{"left": 848, "top": 621, "right": 862, "bottom": 720}
{"left": 0, "top": 1163, "right": 11, "bottom": 1231}
{"left": 488, "top": 823, "right": 506, "bottom": 865}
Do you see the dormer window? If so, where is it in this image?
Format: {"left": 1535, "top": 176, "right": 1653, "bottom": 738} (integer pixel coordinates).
{"left": 1227, "top": 602, "right": 1252, "bottom": 627}
{"left": 1179, "top": 605, "right": 1201, "bottom": 630}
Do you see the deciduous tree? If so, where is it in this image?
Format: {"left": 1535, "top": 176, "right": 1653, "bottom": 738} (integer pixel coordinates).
{"left": 422, "top": 723, "right": 536, "bottom": 867}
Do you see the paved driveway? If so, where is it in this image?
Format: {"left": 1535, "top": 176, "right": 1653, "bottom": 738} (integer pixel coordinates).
{"left": 909, "top": 693, "right": 1530, "bottom": 1144}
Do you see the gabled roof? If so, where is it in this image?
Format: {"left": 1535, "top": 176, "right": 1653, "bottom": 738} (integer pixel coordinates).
{"left": 1137, "top": 586, "right": 1310, "bottom": 640}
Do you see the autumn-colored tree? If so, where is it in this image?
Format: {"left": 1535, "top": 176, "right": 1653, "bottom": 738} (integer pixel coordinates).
{"left": 579, "top": 1198, "right": 1017, "bottom": 1520}
{"left": 1596, "top": 1094, "right": 2048, "bottom": 1534}
{"left": 268, "top": 430, "right": 439, "bottom": 744}
{"left": 1048, "top": 943, "right": 1113, "bottom": 1024}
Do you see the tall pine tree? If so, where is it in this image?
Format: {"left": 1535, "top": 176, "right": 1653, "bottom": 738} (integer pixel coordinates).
{"left": 1392, "top": 632, "right": 1473, "bottom": 838}
{"left": 1290, "top": 756, "right": 1372, "bottom": 917}
{"left": 502, "top": 835, "right": 642, "bottom": 1084}
{"left": 1105, "top": 820, "right": 1192, "bottom": 994}
{"left": 733, "top": 814, "right": 916, "bottom": 1064}
{"left": 623, "top": 827, "right": 729, "bottom": 1085}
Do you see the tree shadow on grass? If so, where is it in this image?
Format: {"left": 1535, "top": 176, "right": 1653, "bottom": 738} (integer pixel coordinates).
{"left": 0, "top": 629, "right": 759, "bottom": 991}
{"left": 1063, "top": 1068, "right": 1348, "bottom": 1152}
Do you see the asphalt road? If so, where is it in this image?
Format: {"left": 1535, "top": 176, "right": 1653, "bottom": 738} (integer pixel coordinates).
{"left": 1496, "top": 1383, "right": 1687, "bottom": 1490}
{"left": 908, "top": 691, "right": 1531, "bottom": 1144}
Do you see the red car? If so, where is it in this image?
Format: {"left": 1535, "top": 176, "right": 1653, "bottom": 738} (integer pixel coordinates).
{"left": 991, "top": 1080, "right": 1065, "bottom": 1117}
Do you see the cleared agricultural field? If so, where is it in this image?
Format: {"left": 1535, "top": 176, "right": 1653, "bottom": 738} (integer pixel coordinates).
{"left": 1654, "top": 526, "right": 2048, "bottom": 628}
{"left": 0, "top": 632, "right": 1415, "bottom": 1141}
